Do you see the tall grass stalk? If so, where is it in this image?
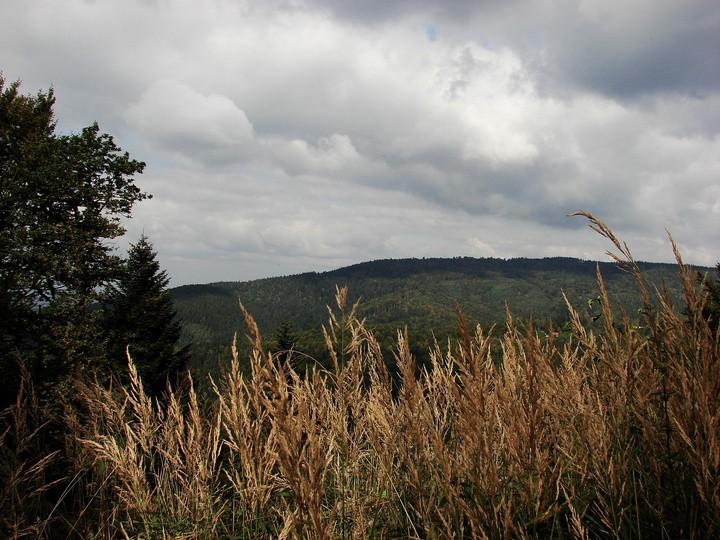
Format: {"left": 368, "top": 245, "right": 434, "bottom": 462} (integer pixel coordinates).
{"left": 1, "top": 214, "right": 718, "bottom": 538}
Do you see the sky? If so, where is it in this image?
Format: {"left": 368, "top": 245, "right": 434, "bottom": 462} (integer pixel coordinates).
{"left": 1, "top": 0, "right": 719, "bottom": 285}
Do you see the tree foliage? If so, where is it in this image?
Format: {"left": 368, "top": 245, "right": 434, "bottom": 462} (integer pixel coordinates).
{"left": 0, "top": 76, "right": 149, "bottom": 396}
{"left": 1, "top": 77, "right": 55, "bottom": 359}
{"left": 103, "top": 235, "right": 190, "bottom": 396}
{"left": 702, "top": 262, "right": 720, "bottom": 334}
{"left": 271, "top": 320, "right": 297, "bottom": 366}
{"left": 172, "top": 256, "right": 692, "bottom": 380}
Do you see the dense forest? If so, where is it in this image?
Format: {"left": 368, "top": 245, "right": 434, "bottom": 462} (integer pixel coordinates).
{"left": 173, "top": 256, "right": 700, "bottom": 381}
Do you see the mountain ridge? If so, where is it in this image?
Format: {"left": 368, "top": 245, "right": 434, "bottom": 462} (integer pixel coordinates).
{"left": 171, "top": 256, "right": 712, "bottom": 376}
{"left": 176, "top": 255, "right": 690, "bottom": 289}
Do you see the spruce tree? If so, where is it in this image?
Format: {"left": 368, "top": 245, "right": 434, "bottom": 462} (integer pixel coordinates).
{"left": 702, "top": 263, "right": 720, "bottom": 335}
{"left": 271, "top": 321, "right": 297, "bottom": 366}
{"left": 104, "top": 235, "right": 189, "bottom": 395}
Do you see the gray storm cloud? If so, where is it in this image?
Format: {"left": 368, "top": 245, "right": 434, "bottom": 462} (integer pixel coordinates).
{"left": 1, "top": 0, "right": 718, "bottom": 284}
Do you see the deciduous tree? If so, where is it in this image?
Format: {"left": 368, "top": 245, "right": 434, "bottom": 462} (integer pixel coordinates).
{"left": 0, "top": 76, "right": 149, "bottom": 397}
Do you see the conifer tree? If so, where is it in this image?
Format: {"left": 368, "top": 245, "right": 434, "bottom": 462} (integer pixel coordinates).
{"left": 272, "top": 321, "right": 297, "bottom": 366}
{"left": 702, "top": 262, "right": 720, "bottom": 335}
{"left": 104, "top": 235, "right": 189, "bottom": 395}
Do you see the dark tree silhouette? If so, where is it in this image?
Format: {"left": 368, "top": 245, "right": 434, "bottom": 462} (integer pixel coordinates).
{"left": 104, "top": 235, "right": 190, "bottom": 396}
{"left": 701, "top": 263, "right": 720, "bottom": 335}
{"left": 272, "top": 321, "right": 297, "bottom": 366}
{"left": 0, "top": 76, "right": 148, "bottom": 400}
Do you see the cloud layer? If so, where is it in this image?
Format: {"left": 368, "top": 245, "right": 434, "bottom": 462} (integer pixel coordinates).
{"left": 1, "top": 0, "right": 718, "bottom": 284}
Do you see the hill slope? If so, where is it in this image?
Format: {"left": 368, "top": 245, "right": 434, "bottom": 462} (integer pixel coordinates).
{"left": 171, "top": 256, "right": 707, "bottom": 374}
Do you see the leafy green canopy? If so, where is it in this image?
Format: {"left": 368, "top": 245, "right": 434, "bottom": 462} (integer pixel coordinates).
{"left": 0, "top": 76, "right": 149, "bottom": 396}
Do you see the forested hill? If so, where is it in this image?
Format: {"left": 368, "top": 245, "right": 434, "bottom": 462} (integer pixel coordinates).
{"left": 171, "top": 256, "right": 708, "bottom": 371}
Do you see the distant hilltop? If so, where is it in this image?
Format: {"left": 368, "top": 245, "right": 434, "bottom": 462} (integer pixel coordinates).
{"left": 171, "top": 256, "right": 711, "bottom": 361}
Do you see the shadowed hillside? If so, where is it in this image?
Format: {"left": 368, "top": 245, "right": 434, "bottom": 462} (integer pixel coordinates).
{"left": 172, "top": 256, "right": 708, "bottom": 376}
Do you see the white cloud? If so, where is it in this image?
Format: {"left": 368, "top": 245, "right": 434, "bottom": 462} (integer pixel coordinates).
{"left": 126, "top": 79, "right": 255, "bottom": 163}
{"left": 265, "top": 133, "right": 362, "bottom": 174}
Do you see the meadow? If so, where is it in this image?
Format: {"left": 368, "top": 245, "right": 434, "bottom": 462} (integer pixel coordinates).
{"left": 2, "top": 215, "right": 719, "bottom": 538}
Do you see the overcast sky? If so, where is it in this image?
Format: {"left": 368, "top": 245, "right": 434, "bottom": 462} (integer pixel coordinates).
{"left": 2, "top": 0, "right": 719, "bottom": 285}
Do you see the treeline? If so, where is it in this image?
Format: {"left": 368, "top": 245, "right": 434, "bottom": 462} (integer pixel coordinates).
{"left": 173, "top": 256, "right": 693, "bottom": 383}
{"left": 325, "top": 255, "right": 630, "bottom": 279}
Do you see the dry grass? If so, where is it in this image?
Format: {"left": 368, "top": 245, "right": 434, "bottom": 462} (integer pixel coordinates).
{"left": 0, "top": 366, "right": 64, "bottom": 538}
{"left": 2, "top": 213, "right": 719, "bottom": 538}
